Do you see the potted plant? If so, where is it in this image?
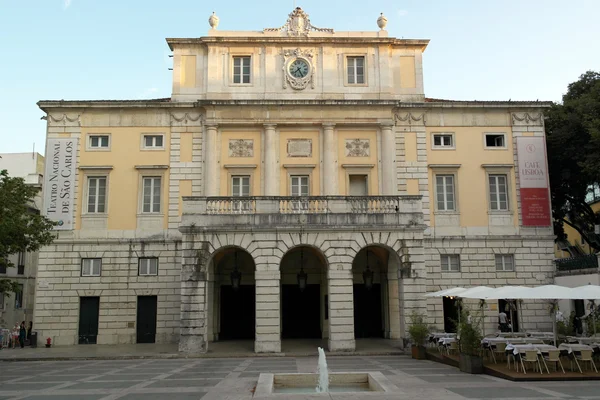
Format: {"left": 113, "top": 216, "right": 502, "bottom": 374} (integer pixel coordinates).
{"left": 408, "top": 311, "right": 430, "bottom": 360}
{"left": 457, "top": 309, "right": 484, "bottom": 374}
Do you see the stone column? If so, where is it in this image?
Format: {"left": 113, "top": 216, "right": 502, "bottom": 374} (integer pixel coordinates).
{"left": 327, "top": 267, "right": 356, "bottom": 351}
{"left": 264, "top": 124, "right": 279, "bottom": 196}
{"left": 204, "top": 124, "right": 218, "bottom": 196}
{"left": 322, "top": 123, "right": 338, "bottom": 195}
{"left": 380, "top": 122, "right": 396, "bottom": 195}
{"left": 255, "top": 270, "right": 281, "bottom": 353}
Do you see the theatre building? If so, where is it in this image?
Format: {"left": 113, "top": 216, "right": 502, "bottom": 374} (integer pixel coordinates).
{"left": 34, "top": 8, "right": 555, "bottom": 353}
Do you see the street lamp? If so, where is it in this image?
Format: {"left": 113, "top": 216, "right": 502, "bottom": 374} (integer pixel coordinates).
{"left": 297, "top": 248, "right": 308, "bottom": 292}
{"left": 363, "top": 247, "right": 374, "bottom": 290}
{"left": 230, "top": 251, "right": 241, "bottom": 291}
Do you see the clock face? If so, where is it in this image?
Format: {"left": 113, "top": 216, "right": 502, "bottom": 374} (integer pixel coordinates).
{"left": 289, "top": 59, "right": 310, "bottom": 78}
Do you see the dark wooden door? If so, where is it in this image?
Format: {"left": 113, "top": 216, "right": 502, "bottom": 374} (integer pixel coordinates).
{"left": 443, "top": 297, "right": 459, "bottom": 333}
{"left": 282, "top": 284, "right": 321, "bottom": 339}
{"left": 137, "top": 296, "right": 157, "bottom": 343}
{"left": 219, "top": 285, "right": 255, "bottom": 340}
{"left": 78, "top": 297, "right": 99, "bottom": 344}
{"left": 353, "top": 284, "right": 383, "bottom": 338}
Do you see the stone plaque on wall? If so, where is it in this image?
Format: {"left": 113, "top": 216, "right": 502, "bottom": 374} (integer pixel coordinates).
{"left": 345, "top": 139, "right": 370, "bottom": 157}
{"left": 287, "top": 139, "right": 312, "bottom": 157}
{"left": 229, "top": 139, "right": 254, "bottom": 157}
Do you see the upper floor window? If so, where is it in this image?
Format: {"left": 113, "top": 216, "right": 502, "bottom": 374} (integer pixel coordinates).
{"left": 485, "top": 133, "right": 506, "bottom": 148}
{"left": 89, "top": 135, "right": 109, "bottom": 149}
{"left": 81, "top": 258, "right": 102, "bottom": 277}
{"left": 441, "top": 254, "right": 460, "bottom": 272}
{"left": 87, "top": 176, "right": 107, "bottom": 213}
{"left": 290, "top": 175, "right": 309, "bottom": 196}
{"left": 143, "top": 134, "right": 164, "bottom": 149}
{"left": 17, "top": 251, "right": 25, "bottom": 275}
{"left": 435, "top": 175, "right": 456, "bottom": 211}
{"left": 139, "top": 257, "right": 158, "bottom": 276}
{"left": 489, "top": 174, "right": 509, "bottom": 211}
{"left": 232, "top": 176, "right": 250, "bottom": 197}
{"left": 433, "top": 133, "right": 454, "bottom": 149}
{"left": 233, "top": 56, "right": 251, "bottom": 84}
{"left": 142, "top": 177, "right": 162, "bottom": 213}
{"left": 495, "top": 254, "right": 514, "bottom": 271}
{"left": 347, "top": 56, "right": 365, "bottom": 85}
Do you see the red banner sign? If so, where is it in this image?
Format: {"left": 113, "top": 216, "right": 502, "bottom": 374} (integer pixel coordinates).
{"left": 517, "top": 137, "right": 551, "bottom": 226}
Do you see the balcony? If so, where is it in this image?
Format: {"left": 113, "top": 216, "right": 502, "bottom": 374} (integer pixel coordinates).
{"left": 180, "top": 196, "right": 424, "bottom": 232}
{"left": 555, "top": 253, "right": 599, "bottom": 273}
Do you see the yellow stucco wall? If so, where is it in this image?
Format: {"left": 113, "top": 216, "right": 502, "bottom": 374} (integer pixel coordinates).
{"left": 180, "top": 132, "right": 193, "bottom": 162}
{"left": 404, "top": 132, "right": 417, "bottom": 162}
{"left": 399, "top": 57, "right": 416, "bottom": 88}
{"left": 426, "top": 127, "right": 517, "bottom": 228}
{"left": 279, "top": 130, "right": 320, "bottom": 195}
{"left": 77, "top": 127, "right": 170, "bottom": 230}
{"left": 337, "top": 130, "right": 379, "bottom": 195}
{"left": 219, "top": 130, "right": 262, "bottom": 196}
{"left": 180, "top": 55, "right": 196, "bottom": 88}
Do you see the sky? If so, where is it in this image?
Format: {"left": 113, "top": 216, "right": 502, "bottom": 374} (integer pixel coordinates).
{"left": 1, "top": 0, "right": 599, "bottom": 155}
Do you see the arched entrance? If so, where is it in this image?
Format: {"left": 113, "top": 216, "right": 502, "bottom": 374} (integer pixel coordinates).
{"left": 352, "top": 245, "right": 401, "bottom": 339}
{"left": 207, "top": 247, "right": 255, "bottom": 342}
{"left": 279, "top": 246, "right": 327, "bottom": 340}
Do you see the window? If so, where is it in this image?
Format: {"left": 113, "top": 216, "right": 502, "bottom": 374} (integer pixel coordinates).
{"left": 290, "top": 175, "right": 309, "bottom": 196}
{"left": 17, "top": 251, "right": 25, "bottom": 275}
{"left": 495, "top": 254, "right": 514, "bottom": 271}
{"left": 435, "top": 175, "right": 455, "bottom": 211}
{"left": 489, "top": 174, "right": 509, "bottom": 211}
{"left": 14, "top": 284, "right": 23, "bottom": 309}
{"left": 138, "top": 257, "right": 158, "bottom": 276}
{"left": 143, "top": 135, "right": 164, "bottom": 149}
{"left": 347, "top": 56, "right": 365, "bottom": 84}
{"left": 0, "top": 262, "right": 6, "bottom": 274}
{"left": 89, "top": 135, "right": 109, "bottom": 149}
{"left": 232, "top": 176, "right": 250, "bottom": 197}
{"left": 485, "top": 133, "right": 506, "bottom": 148}
{"left": 349, "top": 175, "right": 368, "bottom": 196}
{"left": 441, "top": 254, "right": 460, "bottom": 272}
{"left": 433, "top": 134, "right": 454, "bottom": 148}
{"left": 233, "top": 56, "right": 251, "bottom": 84}
{"left": 87, "top": 176, "right": 107, "bottom": 213}
{"left": 142, "top": 177, "right": 161, "bottom": 213}
{"left": 81, "top": 258, "right": 102, "bottom": 277}
{"left": 0, "top": 293, "right": 4, "bottom": 309}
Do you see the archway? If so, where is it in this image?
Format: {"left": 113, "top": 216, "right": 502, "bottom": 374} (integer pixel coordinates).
{"left": 352, "top": 245, "right": 401, "bottom": 339}
{"left": 279, "top": 246, "right": 327, "bottom": 340}
{"left": 207, "top": 247, "right": 255, "bottom": 342}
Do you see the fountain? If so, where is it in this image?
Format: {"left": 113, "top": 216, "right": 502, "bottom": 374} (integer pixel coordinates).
{"left": 253, "top": 348, "right": 397, "bottom": 397}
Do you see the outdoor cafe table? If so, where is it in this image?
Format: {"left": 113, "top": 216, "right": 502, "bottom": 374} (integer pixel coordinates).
{"left": 567, "top": 337, "right": 598, "bottom": 345}
{"left": 439, "top": 337, "right": 457, "bottom": 346}
{"left": 558, "top": 343, "right": 594, "bottom": 354}
{"left": 527, "top": 332, "right": 554, "bottom": 339}
{"left": 505, "top": 343, "right": 558, "bottom": 355}
{"left": 482, "top": 337, "right": 509, "bottom": 347}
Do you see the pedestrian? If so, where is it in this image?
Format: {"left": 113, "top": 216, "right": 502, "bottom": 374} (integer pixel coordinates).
{"left": 11, "top": 324, "right": 19, "bottom": 349}
{"left": 19, "top": 321, "right": 26, "bottom": 349}
{"left": 498, "top": 310, "right": 508, "bottom": 333}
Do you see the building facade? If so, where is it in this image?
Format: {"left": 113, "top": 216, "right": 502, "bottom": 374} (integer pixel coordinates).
{"left": 0, "top": 152, "right": 44, "bottom": 328}
{"left": 35, "top": 8, "right": 555, "bottom": 352}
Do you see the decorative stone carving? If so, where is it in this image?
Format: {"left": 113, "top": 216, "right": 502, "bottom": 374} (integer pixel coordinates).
{"left": 228, "top": 139, "right": 254, "bottom": 157}
{"left": 377, "top": 13, "right": 388, "bottom": 30}
{"left": 282, "top": 48, "right": 315, "bottom": 90}
{"left": 345, "top": 139, "right": 370, "bottom": 157}
{"left": 45, "top": 113, "right": 81, "bottom": 127}
{"left": 393, "top": 110, "right": 426, "bottom": 126}
{"left": 287, "top": 139, "right": 312, "bottom": 157}
{"left": 511, "top": 112, "right": 543, "bottom": 126}
{"left": 208, "top": 12, "right": 219, "bottom": 29}
{"left": 170, "top": 112, "right": 203, "bottom": 125}
{"left": 264, "top": 7, "right": 334, "bottom": 37}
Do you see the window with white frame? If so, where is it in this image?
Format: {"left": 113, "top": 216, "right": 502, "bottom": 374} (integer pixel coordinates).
{"left": 435, "top": 175, "right": 456, "bottom": 211}
{"left": 495, "top": 254, "right": 514, "bottom": 271}
{"left": 142, "top": 177, "right": 161, "bottom": 213}
{"left": 347, "top": 56, "right": 365, "bottom": 84}
{"left": 485, "top": 133, "right": 506, "bottom": 148}
{"left": 138, "top": 257, "right": 158, "bottom": 276}
{"left": 231, "top": 176, "right": 250, "bottom": 197}
{"left": 441, "top": 254, "right": 460, "bottom": 272}
{"left": 433, "top": 133, "right": 454, "bottom": 148}
{"left": 143, "top": 134, "right": 164, "bottom": 149}
{"left": 489, "top": 174, "right": 509, "bottom": 211}
{"left": 89, "top": 135, "right": 109, "bottom": 149}
{"left": 87, "top": 176, "right": 107, "bottom": 213}
{"left": 233, "top": 56, "right": 251, "bottom": 84}
{"left": 14, "top": 284, "right": 23, "bottom": 309}
{"left": 81, "top": 258, "right": 102, "bottom": 277}
{"left": 290, "top": 175, "right": 309, "bottom": 196}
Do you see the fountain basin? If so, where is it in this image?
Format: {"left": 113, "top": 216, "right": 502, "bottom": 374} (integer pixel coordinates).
{"left": 254, "top": 372, "right": 396, "bottom": 396}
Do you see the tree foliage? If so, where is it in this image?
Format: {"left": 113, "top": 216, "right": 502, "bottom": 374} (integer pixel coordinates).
{"left": 0, "top": 169, "right": 56, "bottom": 295}
{"left": 546, "top": 71, "right": 600, "bottom": 251}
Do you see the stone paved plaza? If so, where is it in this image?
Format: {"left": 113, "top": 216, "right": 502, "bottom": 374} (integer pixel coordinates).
{"left": 1, "top": 356, "right": 600, "bottom": 399}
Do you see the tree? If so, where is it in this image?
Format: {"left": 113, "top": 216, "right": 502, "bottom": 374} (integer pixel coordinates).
{"left": 0, "top": 169, "right": 56, "bottom": 295}
{"left": 546, "top": 71, "right": 600, "bottom": 251}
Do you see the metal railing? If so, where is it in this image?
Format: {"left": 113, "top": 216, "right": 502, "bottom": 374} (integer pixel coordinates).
{"left": 555, "top": 254, "right": 599, "bottom": 271}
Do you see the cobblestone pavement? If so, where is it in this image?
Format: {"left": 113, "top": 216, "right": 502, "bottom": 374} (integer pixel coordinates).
{"left": 1, "top": 356, "right": 600, "bottom": 399}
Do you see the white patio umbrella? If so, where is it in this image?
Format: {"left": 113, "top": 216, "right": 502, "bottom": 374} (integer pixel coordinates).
{"left": 424, "top": 287, "right": 466, "bottom": 298}
{"left": 572, "top": 284, "right": 600, "bottom": 335}
{"left": 469, "top": 286, "right": 531, "bottom": 334}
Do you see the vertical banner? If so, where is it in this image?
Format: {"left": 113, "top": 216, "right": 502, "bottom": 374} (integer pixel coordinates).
{"left": 516, "top": 136, "right": 551, "bottom": 226}
{"left": 43, "top": 138, "right": 78, "bottom": 230}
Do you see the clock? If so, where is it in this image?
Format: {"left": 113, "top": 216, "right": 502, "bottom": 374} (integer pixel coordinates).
{"left": 289, "top": 58, "right": 310, "bottom": 78}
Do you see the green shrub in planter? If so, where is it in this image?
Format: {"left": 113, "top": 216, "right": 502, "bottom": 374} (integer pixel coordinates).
{"left": 457, "top": 309, "right": 484, "bottom": 374}
{"left": 408, "top": 311, "right": 430, "bottom": 360}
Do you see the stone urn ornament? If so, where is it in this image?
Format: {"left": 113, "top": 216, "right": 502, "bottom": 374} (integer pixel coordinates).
{"left": 377, "top": 13, "right": 388, "bottom": 30}
{"left": 209, "top": 12, "right": 219, "bottom": 29}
